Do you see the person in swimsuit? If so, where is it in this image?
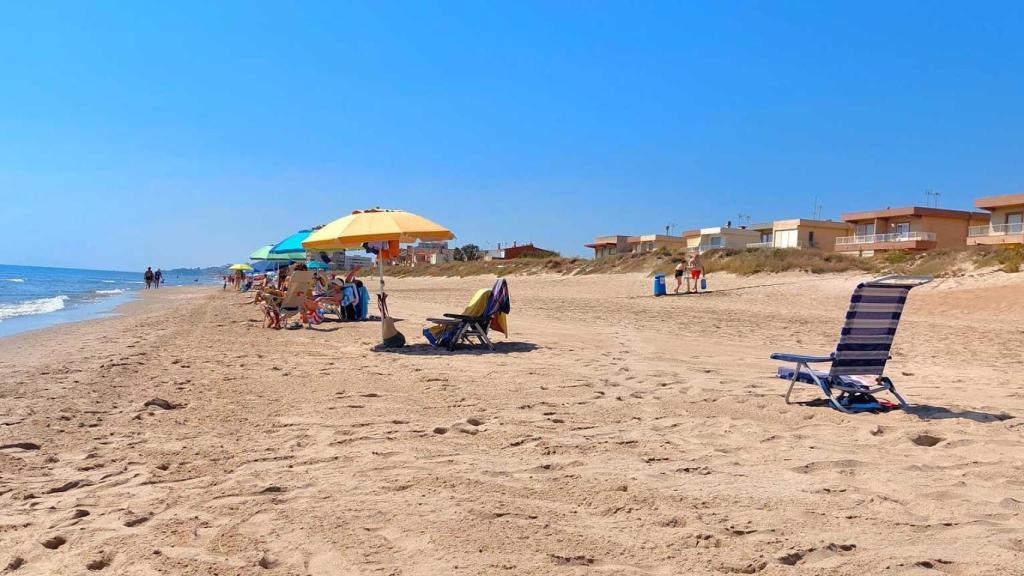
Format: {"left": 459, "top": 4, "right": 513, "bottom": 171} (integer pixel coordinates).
{"left": 689, "top": 252, "right": 704, "bottom": 293}
{"left": 673, "top": 259, "right": 688, "bottom": 294}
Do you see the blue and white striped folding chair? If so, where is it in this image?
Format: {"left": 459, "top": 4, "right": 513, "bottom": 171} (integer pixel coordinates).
{"left": 770, "top": 275, "right": 932, "bottom": 413}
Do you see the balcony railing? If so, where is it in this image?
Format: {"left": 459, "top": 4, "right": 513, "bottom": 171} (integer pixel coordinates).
{"left": 835, "top": 231, "right": 936, "bottom": 246}
{"left": 969, "top": 223, "right": 1024, "bottom": 237}
{"left": 746, "top": 241, "right": 818, "bottom": 249}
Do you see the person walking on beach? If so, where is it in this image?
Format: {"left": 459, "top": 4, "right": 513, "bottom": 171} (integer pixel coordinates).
{"left": 673, "top": 259, "right": 688, "bottom": 294}
{"left": 144, "top": 267, "right": 154, "bottom": 289}
{"left": 154, "top": 268, "right": 163, "bottom": 289}
{"left": 688, "top": 252, "right": 704, "bottom": 293}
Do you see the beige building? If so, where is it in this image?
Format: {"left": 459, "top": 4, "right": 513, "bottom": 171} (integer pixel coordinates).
{"left": 836, "top": 206, "right": 989, "bottom": 256}
{"left": 585, "top": 234, "right": 689, "bottom": 258}
{"left": 968, "top": 193, "right": 1024, "bottom": 246}
{"left": 746, "top": 219, "right": 851, "bottom": 251}
{"left": 690, "top": 226, "right": 760, "bottom": 252}
{"left": 746, "top": 222, "right": 775, "bottom": 248}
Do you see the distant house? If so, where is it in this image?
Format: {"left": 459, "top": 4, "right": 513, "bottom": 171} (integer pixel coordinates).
{"left": 484, "top": 242, "right": 556, "bottom": 260}
{"left": 319, "top": 250, "right": 374, "bottom": 271}
{"left": 397, "top": 241, "right": 454, "bottom": 266}
{"left": 968, "top": 193, "right": 1024, "bottom": 246}
{"left": 836, "top": 206, "right": 989, "bottom": 256}
{"left": 585, "top": 234, "right": 688, "bottom": 258}
{"left": 746, "top": 219, "right": 851, "bottom": 251}
{"left": 682, "top": 229, "right": 702, "bottom": 252}
{"left": 691, "top": 225, "right": 760, "bottom": 252}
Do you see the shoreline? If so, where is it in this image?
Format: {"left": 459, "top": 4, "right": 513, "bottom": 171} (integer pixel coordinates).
{"left": 1, "top": 272, "right": 1022, "bottom": 574}
{"left": 0, "top": 286, "right": 215, "bottom": 341}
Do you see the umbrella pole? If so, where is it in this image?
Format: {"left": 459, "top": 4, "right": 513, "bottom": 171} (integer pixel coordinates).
{"left": 378, "top": 256, "right": 385, "bottom": 309}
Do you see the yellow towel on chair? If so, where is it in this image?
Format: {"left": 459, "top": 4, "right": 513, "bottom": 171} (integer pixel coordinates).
{"left": 428, "top": 288, "right": 508, "bottom": 340}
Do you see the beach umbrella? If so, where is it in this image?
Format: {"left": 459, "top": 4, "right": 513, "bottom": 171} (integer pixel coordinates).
{"left": 228, "top": 263, "right": 253, "bottom": 271}
{"left": 251, "top": 260, "right": 290, "bottom": 273}
{"left": 249, "top": 244, "right": 303, "bottom": 261}
{"left": 270, "top": 230, "right": 313, "bottom": 255}
{"left": 306, "top": 261, "right": 328, "bottom": 270}
{"left": 303, "top": 210, "right": 454, "bottom": 247}
{"left": 302, "top": 208, "right": 455, "bottom": 346}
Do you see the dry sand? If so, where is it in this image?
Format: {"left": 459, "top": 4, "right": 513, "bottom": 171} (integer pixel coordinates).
{"left": 1, "top": 272, "right": 1023, "bottom": 575}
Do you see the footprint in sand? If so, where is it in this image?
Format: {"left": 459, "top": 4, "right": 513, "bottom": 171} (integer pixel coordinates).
{"left": 86, "top": 554, "right": 112, "bottom": 571}
{"left": 910, "top": 433, "right": 945, "bottom": 447}
{"left": 41, "top": 536, "right": 66, "bottom": 550}
{"left": 1000, "top": 497, "right": 1024, "bottom": 512}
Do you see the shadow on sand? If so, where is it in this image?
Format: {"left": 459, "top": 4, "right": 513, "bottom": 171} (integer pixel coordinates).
{"left": 904, "top": 404, "right": 1015, "bottom": 423}
{"left": 790, "top": 399, "right": 1014, "bottom": 423}
{"left": 372, "top": 342, "right": 540, "bottom": 356}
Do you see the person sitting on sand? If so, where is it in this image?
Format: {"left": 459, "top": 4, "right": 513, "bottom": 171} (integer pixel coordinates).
{"left": 310, "top": 267, "right": 361, "bottom": 320}
{"left": 688, "top": 252, "right": 704, "bottom": 293}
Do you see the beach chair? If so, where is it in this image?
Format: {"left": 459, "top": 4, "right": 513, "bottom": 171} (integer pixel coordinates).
{"left": 425, "top": 278, "right": 510, "bottom": 351}
{"left": 770, "top": 275, "right": 932, "bottom": 413}
{"left": 262, "top": 271, "right": 314, "bottom": 328}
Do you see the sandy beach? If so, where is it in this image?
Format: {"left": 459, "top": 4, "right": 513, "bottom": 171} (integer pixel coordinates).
{"left": 1, "top": 272, "right": 1023, "bottom": 575}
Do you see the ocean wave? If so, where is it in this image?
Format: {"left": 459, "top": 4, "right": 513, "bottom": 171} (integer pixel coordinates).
{"left": 4, "top": 278, "right": 25, "bottom": 283}
{"left": 101, "top": 280, "right": 116, "bottom": 283}
{"left": 0, "top": 295, "right": 69, "bottom": 321}
{"left": 95, "top": 289, "right": 124, "bottom": 295}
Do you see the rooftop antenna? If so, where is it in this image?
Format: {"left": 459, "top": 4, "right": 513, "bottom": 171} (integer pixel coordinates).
{"left": 812, "top": 196, "right": 823, "bottom": 220}
{"left": 665, "top": 222, "right": 677, "bottom": 236}
{"left": 737, "top": 213, "right": 751, "bottom": 228}
{"left": 925, "top": 189, "right": 941, "bottom": 207}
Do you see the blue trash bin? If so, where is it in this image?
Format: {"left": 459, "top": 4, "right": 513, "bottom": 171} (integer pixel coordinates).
{"left": 653, "top": 274, "right": 667, "bottom": 296}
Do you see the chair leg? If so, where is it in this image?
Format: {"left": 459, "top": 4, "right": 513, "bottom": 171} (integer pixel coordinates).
{"left": 448, "top": 324, "right": 467, "bottom": 351}
{"left": 478, "top": 328, "right": 493, "bottom": 351}
{"left": 785, "top": 365, "right": 800, "bottom": 404}
{"left": 882, "top": 377, "right": 909, "bottom": 409}
{"left": 807, "top": 367, "right": 851, "bottom": 413}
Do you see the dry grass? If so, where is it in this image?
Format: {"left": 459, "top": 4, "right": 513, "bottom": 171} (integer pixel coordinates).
{"left": 699, "top": 248, "right": 876, "bottom": 275}
{"left": 380, "top": 245, "right": 1023, "bottom": 280}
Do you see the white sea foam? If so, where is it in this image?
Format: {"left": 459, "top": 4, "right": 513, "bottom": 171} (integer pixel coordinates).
{"left": 4, "top": 278, "right": 25, "bottom": 283}
{"left": 101, "top": 280, "right": 116, "bottom": 283}
{"left": 0, "top": 295, "right": 69, "bottom": 321}
{"left": 95, "top": 289, "right": 124, "bottom": 295}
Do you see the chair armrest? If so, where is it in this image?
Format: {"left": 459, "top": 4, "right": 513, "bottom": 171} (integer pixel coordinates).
{"left": 427, "top": 317, "right": 461, "bottom": 325}
{"left": 770, "top": 353, "right": 835, "bottom": 363}
{"left": 443, "top": 313, "right": 479, "bottom": 321}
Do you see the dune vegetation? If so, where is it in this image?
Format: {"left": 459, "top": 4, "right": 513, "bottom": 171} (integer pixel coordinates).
{"left": 383, "top": 245, "right": 1023, "bottom": 279}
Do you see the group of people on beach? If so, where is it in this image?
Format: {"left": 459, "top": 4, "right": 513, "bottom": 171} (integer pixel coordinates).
{"left": 143, "top": 267, "right": 163, "bottom": 289}
{"left": 244, "top": 262, "right": 366, "bottom": 329}
{"left": 673, "top": 252, "right": 704, "bottom": 294}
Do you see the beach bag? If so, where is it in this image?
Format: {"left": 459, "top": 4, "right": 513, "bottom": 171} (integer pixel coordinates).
{"left": 835, "top": 391, "right": 881, "bottom": 413}
{"left": 381, "top": 316, "right": 406, "bottom": 348}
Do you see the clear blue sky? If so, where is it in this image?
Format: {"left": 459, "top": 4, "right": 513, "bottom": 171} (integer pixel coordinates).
{"left": 1, "top": 1, "right": 1022, "bottom": 270}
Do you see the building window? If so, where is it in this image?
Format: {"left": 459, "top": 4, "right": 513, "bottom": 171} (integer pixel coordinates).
{"left": 894, "top": 222, "right": 910, "bottom": 239}
{"left": 808, "top": 231, "right": 815, "bottom": 247}
{"left": 775, "top": 229, "right": 798, "bottom": 248}
{"left": 1007, "top": 212, "right": 1023, "bottom": 234}
{"left": 856, "top": 223, "right": 875, "bottom": 237}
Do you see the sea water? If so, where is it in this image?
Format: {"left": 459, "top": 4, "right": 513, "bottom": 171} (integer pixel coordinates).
{"left": 0, "top": 264, "right": 210, "bottom": 338}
